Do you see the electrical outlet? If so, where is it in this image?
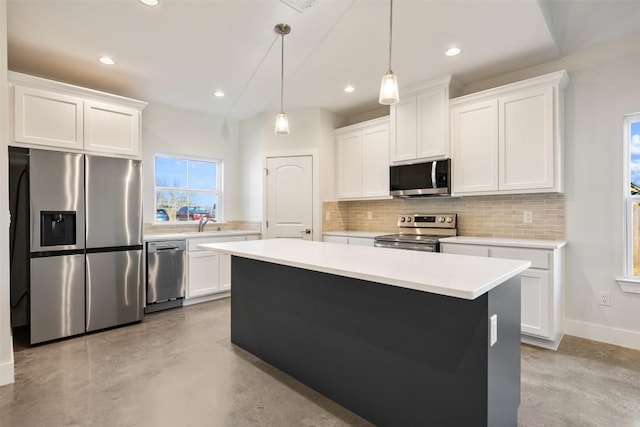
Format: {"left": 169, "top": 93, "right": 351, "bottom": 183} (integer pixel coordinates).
{"left": 367, "top": 211, "right": 373, "bottom": 220}
{"left": 523, "top": 211, "right": 533, "bottom": 223}
{"left": 325, "top": 211, "right": 331, "bottom": 221}
{"left": 599, "top": 291, "right": 611, "bottom": 306}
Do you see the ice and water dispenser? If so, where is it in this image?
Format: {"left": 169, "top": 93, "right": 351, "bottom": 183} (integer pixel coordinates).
{"left": 40, "top": 211, "right": 76, "bottom": 247}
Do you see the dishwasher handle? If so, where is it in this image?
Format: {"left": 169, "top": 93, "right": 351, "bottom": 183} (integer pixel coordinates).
{"left": 147, "top": 240, "right": 186, "bottom": 253}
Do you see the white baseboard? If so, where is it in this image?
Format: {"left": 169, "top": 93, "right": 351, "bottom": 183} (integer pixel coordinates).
{"left": 0, "top": 351, "right": 14, "bottom": 387}
{"left": 183, "top": 292, "right": 230, "bottom": 306}
{"left": 564, "top": 318, "right": 640, "bottom": 351}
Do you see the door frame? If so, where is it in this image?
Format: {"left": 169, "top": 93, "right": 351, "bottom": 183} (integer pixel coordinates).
{"left": 263, "top": 149, "right": 319, "bottom": 241}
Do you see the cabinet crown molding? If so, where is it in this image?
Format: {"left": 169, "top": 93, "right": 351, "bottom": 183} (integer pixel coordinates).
{"left": 450, "top": 70, "right": 569, "bottom": 106}
{"left": 8, "top": 71, "right": 148, "bottom": 110}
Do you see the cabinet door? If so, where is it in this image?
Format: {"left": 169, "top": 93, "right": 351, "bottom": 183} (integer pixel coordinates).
{"left": 336, "top": 130, "right": 363, "bottom": 198}
{"left": 390, "top": 96, "right": 417, "bottom": 162}
{"left": 187, "top": 251, "right": 220, "bottom": 298}
{"left": 13, "top": 85, "right": 83, "bottom": 149}
{"left": 499, "top": 86, "right": 554, "bottom": 191}
{"left": 451, "top": 99, "right": 499, "bottom": 194}
{"left": 362, "top": 124, "right": 390, "bottom": 198}
{"left": 417, "top": 87, "right": 447, "bottom": 159}
{"left": 84, "top": 100, "right": 140, "bottom": 157}
{"left": 520, "top": 269, "right": 551, "bottom": 338}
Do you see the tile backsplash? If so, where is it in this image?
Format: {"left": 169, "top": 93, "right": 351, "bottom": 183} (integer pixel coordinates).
{"left": 323, "top": 193, "right": 565, "bottom": 240}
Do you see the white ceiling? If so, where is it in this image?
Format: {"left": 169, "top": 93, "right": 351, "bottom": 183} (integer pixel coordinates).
{"left": 7, "top": 0, "right": 640, "bottom": 120}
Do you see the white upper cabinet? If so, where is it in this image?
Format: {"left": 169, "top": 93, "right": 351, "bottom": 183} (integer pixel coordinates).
{"left": 84, "top": 100, "right": 141, "bottom": 157}
{"left": 451, "top": 99, "right": 499, "bottom": 193}
{"left": 13, "top": 86, "right": 84, "bottom": 150}
{"left": 336, "top": 116, "right": 390, "bottom": 200}
{"left": 390, "top": 75, "right": 460, "bottom": 164}
{"left": 498, "top": 86, "right": 554, "bottom": 191}
{"left": 450, "top": 70, "right": 568, "bottom": 196}
{"left": 9, "top": 72, "right": 146, "bottom": 158}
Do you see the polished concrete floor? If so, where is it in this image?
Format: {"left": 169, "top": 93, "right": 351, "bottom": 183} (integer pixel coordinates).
{"left": 1, "top": 298, "right": 639, "bottom": 426}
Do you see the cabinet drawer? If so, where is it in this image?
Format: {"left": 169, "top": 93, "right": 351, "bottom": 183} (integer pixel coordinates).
{"left": 490, "top": 247, "right": 549, "bottom": 269}
{"left": 441, "top": 243, "right": 489, "bottom": 257}
{"left": 188, "top": 235, "right": 246, "bottom": 252}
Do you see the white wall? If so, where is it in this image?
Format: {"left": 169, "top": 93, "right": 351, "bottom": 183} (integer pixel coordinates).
{"left": 239, "top": 108, "right": 342, "bottom": 238}
{"left": 0, "top": 0, "right": 15, "bottom": 386}
{"left": 141, "top": 103, "right": 240, "bottom": 224}
{"left": 465, "top": 36, "right": 640, "bottom": 349}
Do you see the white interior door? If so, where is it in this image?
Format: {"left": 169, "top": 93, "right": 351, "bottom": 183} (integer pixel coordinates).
{"left": 266, "top": 156, "right": 313, "bottom": 240}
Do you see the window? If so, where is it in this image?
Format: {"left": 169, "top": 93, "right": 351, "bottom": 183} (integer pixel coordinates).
{"left": 624, "top": 115, "right": 640, "bottom": 277}
{"left": 154, "top": 155, "right": 222, "bottom": 223}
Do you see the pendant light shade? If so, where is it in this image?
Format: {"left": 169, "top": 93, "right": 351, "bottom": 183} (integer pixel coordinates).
{"left": 275, "top": 112, "right": 290, "bottom": 134}
{"left": 379, "top": 0, "right": 399, "bottom": 105}
{"left": 379, "top": 72, "right": 399, "bottom": 105}
{"left": 275, "top": 23, "right": 291, "bottom": 135}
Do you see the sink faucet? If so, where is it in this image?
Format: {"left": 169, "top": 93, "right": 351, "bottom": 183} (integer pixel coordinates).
{"left": 198, "top": 216, "right": 211, "bottom": 232}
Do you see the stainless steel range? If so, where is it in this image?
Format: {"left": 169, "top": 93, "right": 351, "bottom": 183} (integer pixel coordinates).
{"left": 374, "top": 214, "right": 457, "bottom": 252}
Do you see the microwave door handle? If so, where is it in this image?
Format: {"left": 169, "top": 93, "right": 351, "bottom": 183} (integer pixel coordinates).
{"left": 431, "top": 161, "right": 437, "bottom": 188}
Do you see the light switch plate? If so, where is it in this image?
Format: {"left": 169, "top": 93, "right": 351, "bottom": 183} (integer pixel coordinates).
{"left": 490, "top": 314, "right": 498, "bottom": 346}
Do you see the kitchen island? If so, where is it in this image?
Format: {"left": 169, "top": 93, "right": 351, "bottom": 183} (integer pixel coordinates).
{"left": 199, "top": 239, "right": 530, "bottom": 427}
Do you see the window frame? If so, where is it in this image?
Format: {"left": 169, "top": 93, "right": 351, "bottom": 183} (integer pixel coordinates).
{"left": 153, "top": 153, "right": 223, "bottom": 224}
{"left": 618, "top": 114, "right": 640, "bottom": 293}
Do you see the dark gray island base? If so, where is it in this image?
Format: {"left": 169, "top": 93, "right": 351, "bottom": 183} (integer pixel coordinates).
{"left": 231, "top": 256, "right": 521, "bottom": 427}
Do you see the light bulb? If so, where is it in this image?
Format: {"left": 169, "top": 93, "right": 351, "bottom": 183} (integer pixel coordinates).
{"left": 379, "top": 72, "right": 399, "bottom": 105}
{"left": 275, "top": 113, "right": 290, "bottom": 134}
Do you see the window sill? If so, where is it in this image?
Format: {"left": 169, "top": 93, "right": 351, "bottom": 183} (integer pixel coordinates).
{"left": 616, "top": 277, "right": 640, "bottom": 294}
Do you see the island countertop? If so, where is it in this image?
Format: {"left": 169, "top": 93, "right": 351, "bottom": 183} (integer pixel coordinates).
{"left": 199, "top": 239, "right": 530, "bottom": 300}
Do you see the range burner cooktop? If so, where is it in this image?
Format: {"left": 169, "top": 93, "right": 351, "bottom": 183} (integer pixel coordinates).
{"left": 374, "top": 214, "right": 457, "bottom": 252}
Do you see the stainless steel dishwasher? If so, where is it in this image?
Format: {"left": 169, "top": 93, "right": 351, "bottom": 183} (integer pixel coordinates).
{"left": 145, "top": 240, "right": 186, "bottom": 313}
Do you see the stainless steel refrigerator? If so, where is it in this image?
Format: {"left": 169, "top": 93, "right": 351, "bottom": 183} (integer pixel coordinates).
{"left": 84, "top": 154, "right": 144, "bottom": 333}
{"left": 11, "top": 148, "right": 144, "bottom": 344}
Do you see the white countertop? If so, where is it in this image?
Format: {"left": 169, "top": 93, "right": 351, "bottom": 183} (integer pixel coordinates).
{"left": 323, "top": 231, "right": 389, "bottom": 238}
{"left": 199, "top": 239, "right": 530, "bottom": 300}
{"left": 440, "top": 236, "right": 566, "bottom": 250}
{"left": 144, "top": 230, "right": 260, "bottom": 242}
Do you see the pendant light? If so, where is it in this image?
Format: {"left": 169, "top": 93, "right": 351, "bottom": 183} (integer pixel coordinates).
{"left": 379, "top": 0, "right": 399, "bottom": 105}
{"left": 275, "top": 23, "right": 291, "bottom": 134}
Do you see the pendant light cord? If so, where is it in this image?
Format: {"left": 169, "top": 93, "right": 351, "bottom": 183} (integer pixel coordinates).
{"left": 280, "top": 32, "right": 285, "bottom": 114}
{"left": 387, "top": 0, "right": 393, "bottom": 73}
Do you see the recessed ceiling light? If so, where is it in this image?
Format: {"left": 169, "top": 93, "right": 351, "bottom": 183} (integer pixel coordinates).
{"left": 446, "top": 47, "right": 461, "bottom": 57}
{"left": 139, "top": 0, "right": 159, "bottom": 5}
{"left": 98, "top": 56, "right": 115, "bottom": 65}
{"left": 344, "top": 85, "right": 355, "bottom": 93}
{"left": 213, "top": 90, "right": 225, "bottom": 97}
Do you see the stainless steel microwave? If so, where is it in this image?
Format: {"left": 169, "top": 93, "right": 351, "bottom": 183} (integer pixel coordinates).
{"left": 389, "top": 159, "right": 451, "bottom": 197}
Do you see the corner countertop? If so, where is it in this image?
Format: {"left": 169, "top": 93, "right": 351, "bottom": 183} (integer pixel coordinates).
{"left": 198, "top": 239, "right": 530, "bottom": 300}
{"left": 143, "top": 230, "right": 261, "bottom": 242}
{"left": 439, "top": 236, "right": 567, "bottom": 250}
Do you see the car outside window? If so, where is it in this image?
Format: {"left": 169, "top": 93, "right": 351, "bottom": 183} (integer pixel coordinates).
{"left": 154, "top": 155, "right": 222, "bottom": 223}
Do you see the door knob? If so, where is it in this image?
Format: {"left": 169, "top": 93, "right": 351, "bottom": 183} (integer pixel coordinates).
{"left": 300, "top": 229, "right": 311, "bottom": 234}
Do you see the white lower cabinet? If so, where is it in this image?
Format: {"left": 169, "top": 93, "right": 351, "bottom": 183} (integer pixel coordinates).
{"left": 188, "top": 251, "right": 221, "bottom": 297}
{"left": 323, "top": 234, "right": 375, "bottom": 247}
{"left": 441, "top": 241, "right": 564, "bottom": 349}
{"left": 186, "top": 234, "right": 260, "bottom": 301}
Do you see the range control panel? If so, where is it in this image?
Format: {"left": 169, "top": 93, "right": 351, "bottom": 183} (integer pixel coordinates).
{"left": 397, "top": 214, "right": 457, "bottom": 229}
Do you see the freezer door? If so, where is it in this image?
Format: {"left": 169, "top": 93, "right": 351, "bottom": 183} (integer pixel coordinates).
{"left": 86, "top": 249, "right": 144, "bottom": 332}
{"left": 30, "top": 254, "right": 85, "bottom": 344}
{"left": 85, "top": 155, "right": 142, "bottom": 248}
{"left": 29, "top": 149, "right": 85, "bottom": 252}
